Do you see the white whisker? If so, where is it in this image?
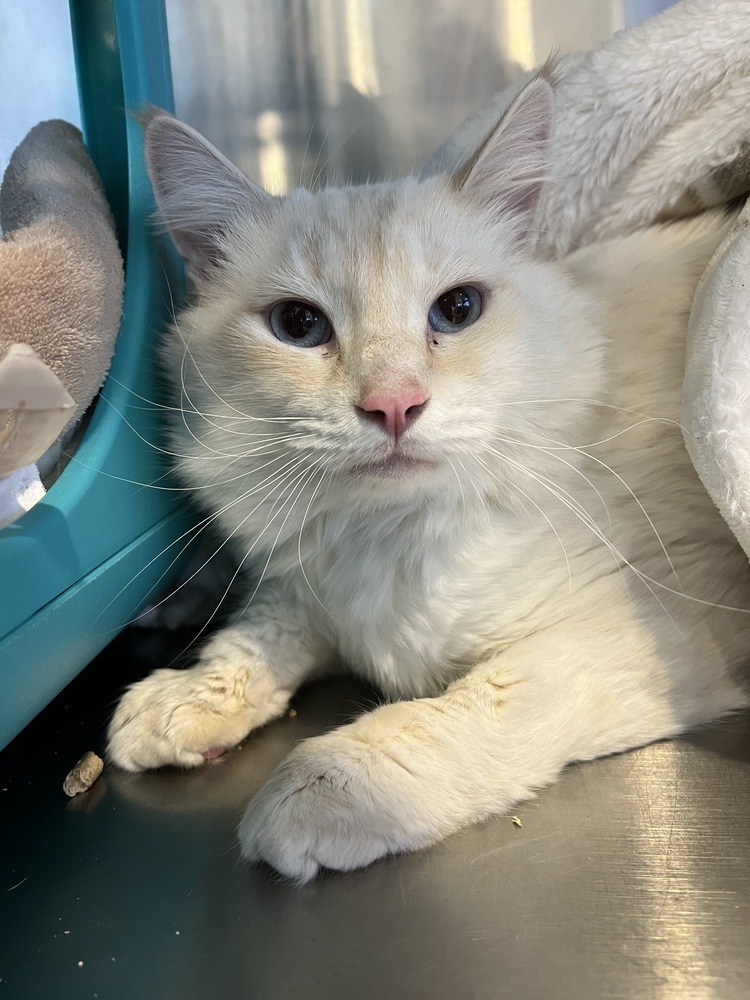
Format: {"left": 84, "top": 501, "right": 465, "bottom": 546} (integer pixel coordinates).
{"left": 455, "top": 453, "right": 493, "bottom": 530}
{"left": 98, "top": 453, "right": 315, "bottom": 629}
{"left": 297, "top": 466, "right": 339, "bottom": 622}
{"left": 493, "top": 425, "right": 613, "bottom": 531}
{"left": 473, "top": 449, "right": 573, "bottom": 596}
{"left": 311, "top": 123, "right": 364, "bottom": 191}
{"left": 484, "top": 444, "right": 682, "bottom": 632}
{"left": 494, "top": 426, "right": 680, "bottom": 589}
{"left": 233, "top": 461, "right": 325, "bottom": 622}
{"left": 445, "top": 456, "right": 467, "bottom": 519}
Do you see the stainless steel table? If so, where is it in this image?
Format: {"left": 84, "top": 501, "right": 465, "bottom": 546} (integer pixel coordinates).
{"left": 2, "top": 626, "right": 749, "bottom": 1000}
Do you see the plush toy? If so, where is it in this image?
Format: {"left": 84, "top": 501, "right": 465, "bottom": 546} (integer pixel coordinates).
{"left": 0, "top": 119, "right": 124, "bottom": 528}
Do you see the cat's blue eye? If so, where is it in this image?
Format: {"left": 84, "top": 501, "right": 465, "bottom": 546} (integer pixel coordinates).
{"left": 269, "top": 300, "right": 333, "bottom": 347}
{"left": 428, "top": 285, "right": 482, "bottom": 333}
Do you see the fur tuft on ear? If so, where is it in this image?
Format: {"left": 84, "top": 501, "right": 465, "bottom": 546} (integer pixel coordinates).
{"left": 454, "top": 66, "right": 555, "bottom": 241}
{"left": 140, "top": 108, "right": 274, "bottom": 280}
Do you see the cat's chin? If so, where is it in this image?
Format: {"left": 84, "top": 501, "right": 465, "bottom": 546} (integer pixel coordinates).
{"left": 350, "top": 453, "right": 440, "bottom": 480}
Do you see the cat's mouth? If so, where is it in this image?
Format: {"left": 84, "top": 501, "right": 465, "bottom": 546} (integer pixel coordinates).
{"left": 351, "top": 452, "right": 439, "bottom": 478}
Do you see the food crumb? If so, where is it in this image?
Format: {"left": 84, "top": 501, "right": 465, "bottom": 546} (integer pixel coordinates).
{"left": 63, "top": 752, "right": 103, "bottom": 797}
{"left": 77, "top": 961, "right": 84, "bottom": 968}
{"left": 288, "top": 708, "right": 297, "bottom": 718}
{"left": 511, "top": 816, "right": 522, "bottom": 827}
{"left": 175, "top": 930, "right": 181, "bottom": 936}
{"left": 63, "top": 930, "right": 70, "bottom": 935}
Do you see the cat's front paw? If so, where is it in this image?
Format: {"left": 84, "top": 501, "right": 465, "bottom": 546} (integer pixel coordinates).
{"left": 107, "top": 664, "right": 288, "bottom": 772}
{"left": 238, "top": 729, "right": 429, "bottom": 882}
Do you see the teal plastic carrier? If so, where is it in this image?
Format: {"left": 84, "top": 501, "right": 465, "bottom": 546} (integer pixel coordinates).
{"left": 0, "top": 0, "right": 193, "bottom": 749}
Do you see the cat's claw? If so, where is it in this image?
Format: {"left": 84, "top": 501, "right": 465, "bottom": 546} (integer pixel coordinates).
{"left": 107, "top": 665, "right": 287, "bottom": 772}
{"left": 239, "top": 730, "right": 425, "bottom": 882}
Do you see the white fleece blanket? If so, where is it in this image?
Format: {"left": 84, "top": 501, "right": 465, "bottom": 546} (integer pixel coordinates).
{"left": 434, "top": 0, "right": 750, "bottom": 558}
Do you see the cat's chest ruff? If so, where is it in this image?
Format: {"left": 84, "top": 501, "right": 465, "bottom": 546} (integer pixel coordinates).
{"left": 303, "top": 507, "right": 473, "bottom": 695}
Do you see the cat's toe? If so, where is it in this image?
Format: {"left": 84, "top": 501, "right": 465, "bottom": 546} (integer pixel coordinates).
{"left": 238, "top": 733, "right": 418, "bottom": 881}
{"left": 239, "top": 806, "right": 322, "bottom": 883}
{"left": 107, "top": 667, "right": 252, "bottom": 772}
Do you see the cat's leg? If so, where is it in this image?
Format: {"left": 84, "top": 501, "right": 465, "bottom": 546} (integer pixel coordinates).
{"left": 107, "top": 589, "right": 332, "bottom": 772}
{"left": 239, "top": 609, "right": 747, "bottom": 881}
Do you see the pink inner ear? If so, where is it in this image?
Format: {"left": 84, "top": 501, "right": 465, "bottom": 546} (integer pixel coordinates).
{"left": 456, "top": 74, "right": 553, "bottom": 238}
{"left": 507, "top": 185, "right": 542, "bottom": 219}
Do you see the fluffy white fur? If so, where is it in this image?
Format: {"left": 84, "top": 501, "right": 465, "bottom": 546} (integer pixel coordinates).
{"left": 107, "top": 76, "right": 750, "bottom": 882}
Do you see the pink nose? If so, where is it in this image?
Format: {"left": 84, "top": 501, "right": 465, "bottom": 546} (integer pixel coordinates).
{"left": 356, "top": 388, "right": 429, "bottom": 443}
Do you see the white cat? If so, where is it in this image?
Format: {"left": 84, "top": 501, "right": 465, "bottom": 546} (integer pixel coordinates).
{"left": 108, "top": 73, "right": 750, "bottom": 881}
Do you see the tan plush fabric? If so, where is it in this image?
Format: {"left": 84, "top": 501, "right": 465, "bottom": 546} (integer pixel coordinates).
{"left": 0, "top": 120, "right": 124, "bottom": 431}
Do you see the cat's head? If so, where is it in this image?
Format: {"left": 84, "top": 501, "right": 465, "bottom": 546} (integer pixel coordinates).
{"left": 143, "top": 72, "right": 604, "bottom": 521}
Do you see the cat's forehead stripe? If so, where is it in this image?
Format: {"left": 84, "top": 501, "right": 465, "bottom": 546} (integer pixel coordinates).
{"left": 278, "top": 181, "right": 499, "bottom": 310}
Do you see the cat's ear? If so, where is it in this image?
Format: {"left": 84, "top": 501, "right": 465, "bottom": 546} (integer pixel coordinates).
{"left": 141, "top": 109, "right": 274, "bottom": 280}
{"left": 454, "top": 69, "right": 554, "bottom": 241}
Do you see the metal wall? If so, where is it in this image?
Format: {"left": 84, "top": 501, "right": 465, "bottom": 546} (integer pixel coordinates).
{"left": 165, "top": 0, "right": 674, "bottom": 192}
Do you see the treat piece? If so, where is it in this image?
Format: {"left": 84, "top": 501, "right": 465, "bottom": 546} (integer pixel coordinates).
{"left": 63, "top": 750, "right": 104, "bottom": 797}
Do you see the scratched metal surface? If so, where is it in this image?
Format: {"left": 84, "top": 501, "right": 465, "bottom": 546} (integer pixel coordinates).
{"left": 1, "top": 627, "right": 749, "bottom": 1000}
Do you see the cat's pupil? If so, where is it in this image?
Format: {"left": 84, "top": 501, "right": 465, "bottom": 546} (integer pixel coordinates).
{"left": 438, "top": 289, "right": 471, "bottom": 325}
{"left": 282, "top": 303, "right": 317, "bottom": 338}
{"left": 269, "top": 299, "right": 332, "bottom": 347}
{"left": 428, "top": 284, "right": 481, "bottom": 333}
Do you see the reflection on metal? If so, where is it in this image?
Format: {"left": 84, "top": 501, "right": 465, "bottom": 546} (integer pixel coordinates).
{"left": 166, "top": 1, "right": 674, "bottom": 194}
{"left": 500, "top": 0, "right": 535, "bottom": 71}
{"left": 256, "top": 110, "right": 289, "bottom": 195}
{"left": 317, "top": 0, "right": 342, "bottom": 107}
{"left": 344, "top": 1, "right": 380, "bottom": 98}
